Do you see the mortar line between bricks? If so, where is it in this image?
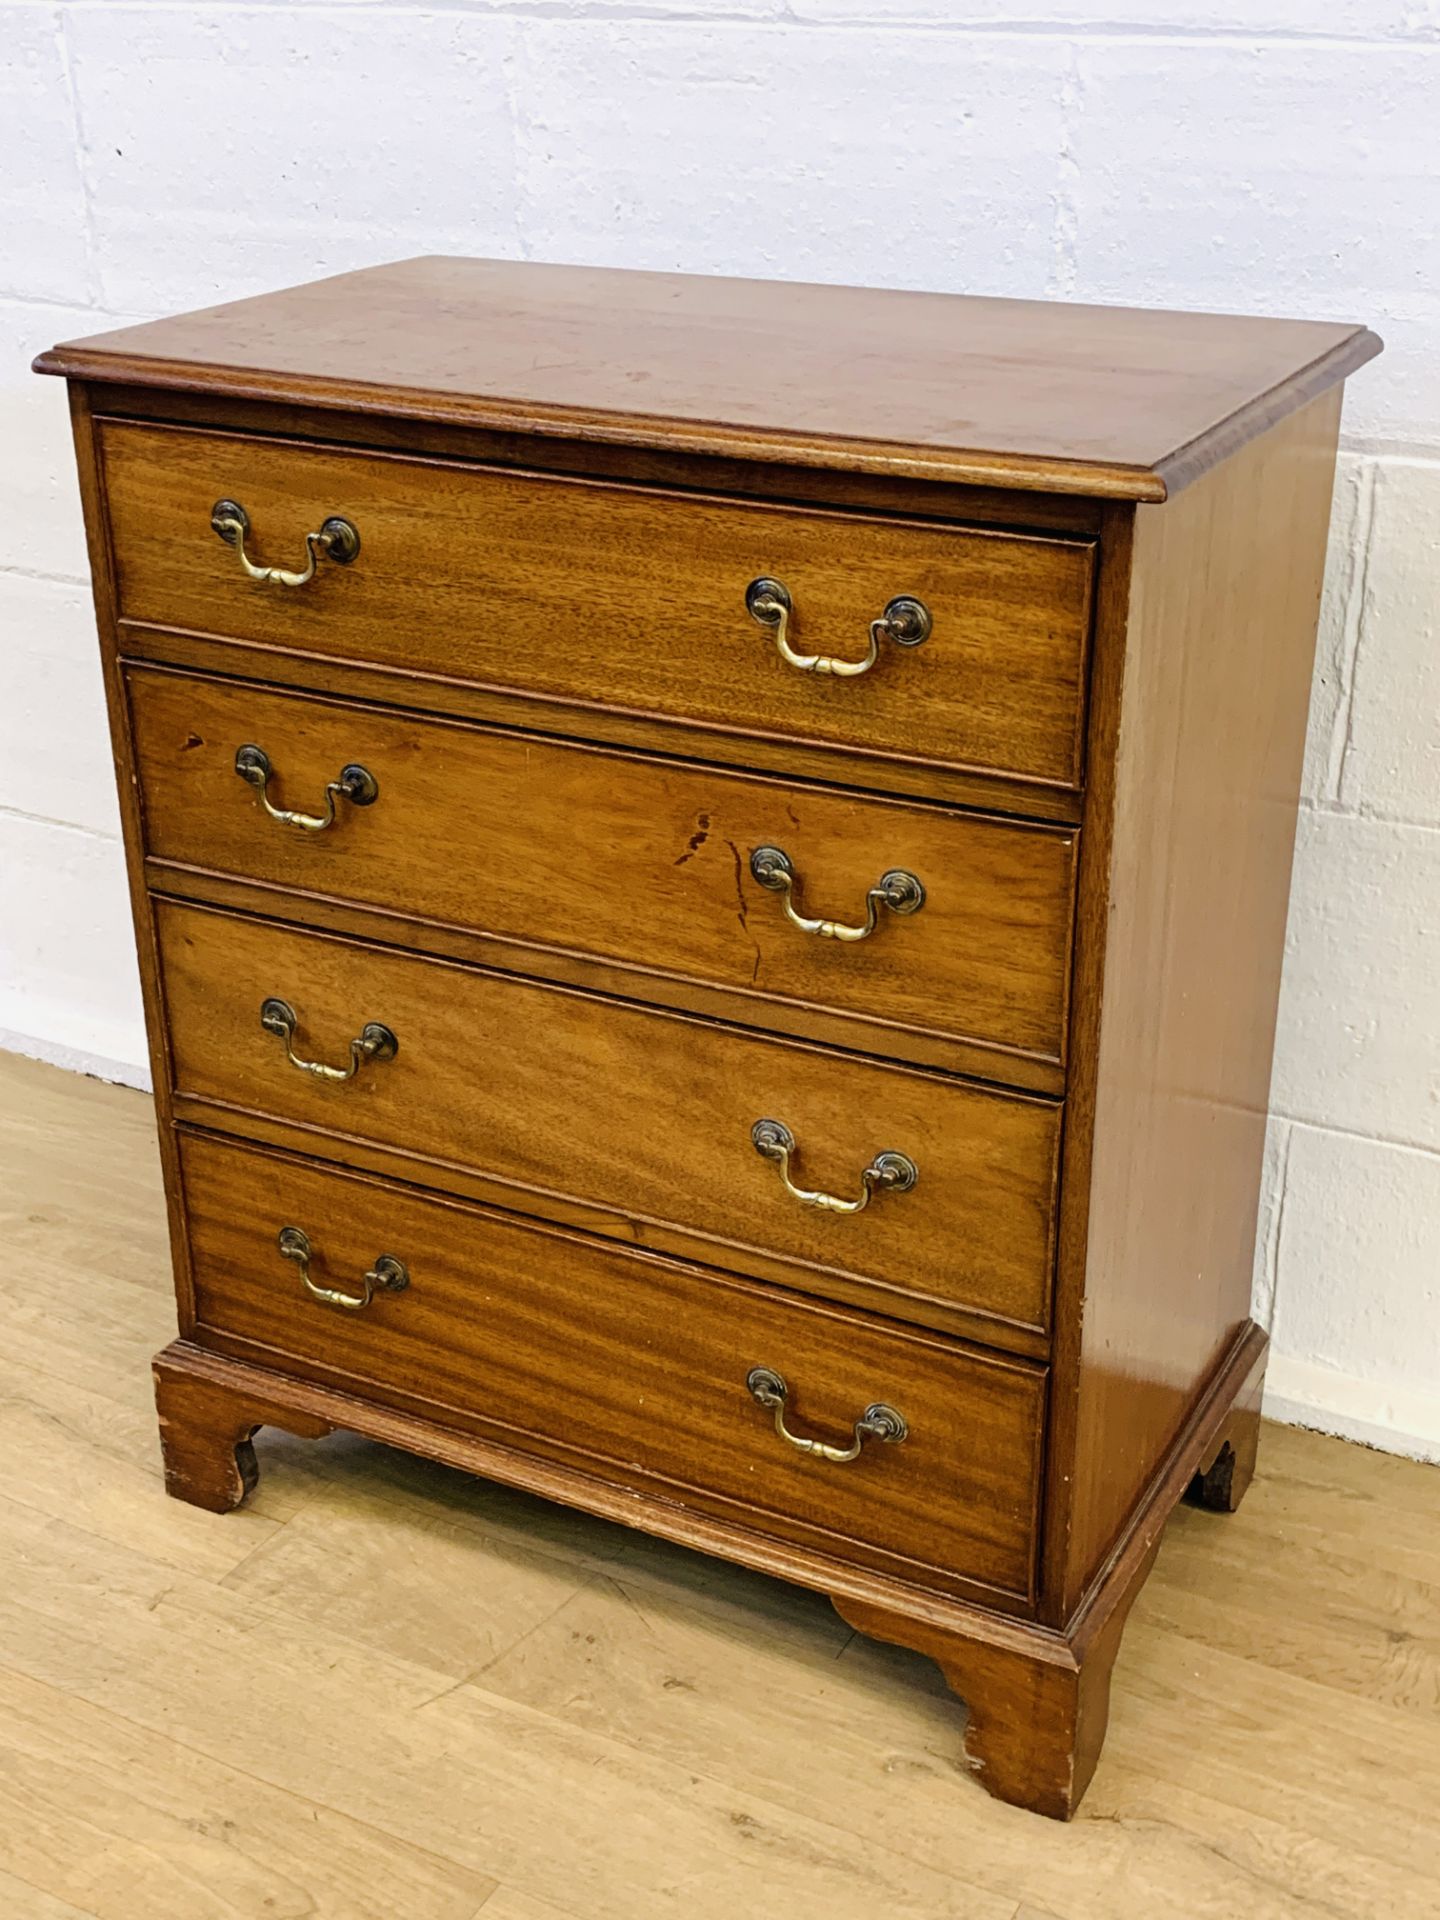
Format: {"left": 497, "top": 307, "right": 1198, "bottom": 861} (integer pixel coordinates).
{"left": 782, "top": 20, "right": 1440, "bottom": 46}
{"left": 0, "top": 804, "right": 121, "bottom": 843}
{"left": 1341, "top": 438, "right": 1440, "bottom": 462}
{"left": 41, "top": 5, "right": 1440, "bottom": 51}
{"left": 1333, "top": 463, "right": 1382, "bottom": 816}
{"left": 0, "top": 563, "right": 90, "bottom": 588}
{"left": 1261, "top": 1120, "right": 1294, "bottom": 1348}
{"left": 1047, "top": 39, "right": 1080, "bottom": 301}
{"left": 0, "top": 286, "right": 113, "bottom": 315}
{"left": 499, "top": 13, "right": 533, "bottom": 261}
{"left": 1323, "top": 459, "right": 1377, "bottom": 805}
{"left": 1299, "top": 796, "right": 1440, "bottom": 835}
{"left": 53, "top": 7, "right": 105, "bottom": 313}
{"left": 1268, "top": 1113, "right": 1440, "bottom": 1165}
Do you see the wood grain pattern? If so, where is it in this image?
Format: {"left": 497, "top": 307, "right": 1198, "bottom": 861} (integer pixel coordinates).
{"left": 92, "top": 377, "right": 1113, "bottom": 534}
{"left": 137, "top": 861, "right": 1069, "bottom": 1097}
{"left": 1185, "top": 1339, "right": 1264, "bottom": 1515}
{"left": 153, "top": 898, "right": 1062, "bottom": 1342}
{"left": 1047, "top": 393, "right": 1344, "bottom": 1615}
{"left": 63, "top": 385, "right": 201, "bottom": 1337}
{"left": 117, "top": 618, "right": 1085, "bottom": 827}
{"left": 100, "top": 418, "right": 1096, "bottom": 790}
{"left": 0, "top": 1664, "right": 502, "bottom": 1920}
{"left": 36, "top": 255, "right": 1379, "bottom": 498}
{"left": 153, "top": 1348, "right": 334, "bottom": 1514}
{"left": 127, "top": 662, "right": 1078, "bottom": 1073}
{"left": 176, "top": 1129, "right": 1046, "bottom": 1603}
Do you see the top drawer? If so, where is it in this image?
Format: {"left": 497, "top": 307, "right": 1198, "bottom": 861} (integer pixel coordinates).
{"left": 99, "top": 420, "right": 1095, "bottom": 791}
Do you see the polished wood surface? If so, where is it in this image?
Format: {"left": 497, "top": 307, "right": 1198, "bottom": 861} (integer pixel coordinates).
{"left": 118, "top": 617, "right": 1085, "bottom": 828}
{"left": 95, "top": 374, "right": 1113, "bottom": 533}
{"left": 6, "top": 1051, "right": 1439, "bottom": 1920}
{"left": 38, "top": 255, "right": 1379, "bottom": 499}
{"left": 177, "top": 1130, "right": 1045, "bottom": 1603}
{"left": 102, "top": 420, "right": 1095, "bottom": 790}
{"left": 40, "top": 263, "right": 1377, "bottom": 1821}
{"left": 154, "top": 899, "right": 1062, "bottom": 1342}
{"left": 1048, "top": 394, "right": 1344, "bottom": 1614}
{"left": 126, "top": 663, "right": 1078, "bottom": 1072}
{"left": 63, "top": 387, "right": 200, "bottom": 1339}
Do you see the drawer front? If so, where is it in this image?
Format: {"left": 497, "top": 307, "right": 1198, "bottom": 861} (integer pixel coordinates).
{"left": 155, "top": 900, "right": 1061, "bottom": 1340}
{"left": 129, "top": 666, "right": 1077, "bottom": 1071}
{"left": 102, "top": 420, "right": 1095, "bottom": 790}
{"left": 179, "top": 1131, "right": 1044, "bottom": 1600}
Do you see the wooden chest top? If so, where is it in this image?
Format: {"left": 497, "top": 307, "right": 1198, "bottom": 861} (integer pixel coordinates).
{"left": 35, "top": 254, "right": 1378, "bottom": 500}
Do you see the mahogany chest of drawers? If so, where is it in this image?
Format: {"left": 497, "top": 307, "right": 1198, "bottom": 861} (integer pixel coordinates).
{"left": 37, "top": 260, "right": 1378, "bottom": 1818}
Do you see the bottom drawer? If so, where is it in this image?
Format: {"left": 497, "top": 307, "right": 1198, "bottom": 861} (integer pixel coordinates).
{"left": 179, "top": 1131, "right": 1045, "bottom": 1604}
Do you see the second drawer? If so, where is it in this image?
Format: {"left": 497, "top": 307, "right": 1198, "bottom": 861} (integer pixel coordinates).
{"left": 155, "top": 899, "right": 1061, "bottom": 1344}
{"left": 127, "top": 665, "right": 1077, "bottom": 1078}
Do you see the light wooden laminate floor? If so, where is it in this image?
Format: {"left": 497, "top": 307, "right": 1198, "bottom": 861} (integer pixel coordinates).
{"left": 0, "top": 1047, "right": 1436, "bottom": 1919}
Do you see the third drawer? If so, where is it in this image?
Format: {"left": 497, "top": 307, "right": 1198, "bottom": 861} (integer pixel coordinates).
{"left": 154, "top": 897, "right": 1062, "bottom": 1347}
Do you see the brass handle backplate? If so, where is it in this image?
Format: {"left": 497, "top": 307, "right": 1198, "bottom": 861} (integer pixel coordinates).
{"left": 212, "top": 499, "right": 360, "bottom": 587}
{"left": 746, "top": 1366, "right": 907, "bottom": 1462}
{"left": 745, "top": 577, "right": 930, "bottom": 678}
{"left": 751, "top": 1119, "right": 917, "bottom": 1215}
{"left": 234, "top": 744, "right": 378, "bottom": 831}
{"left": 750, "top": 845, "right": 925, "bottom": 941}
{"left": 260, "top": 998, "right": 398, "bottom": 1082}
{"left": 277, "top": 1225, "right": 409, "bottom": 1312}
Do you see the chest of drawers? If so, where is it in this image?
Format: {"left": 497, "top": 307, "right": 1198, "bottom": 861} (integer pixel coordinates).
{"left": 37, "top": 260, "right": 1378, "bottom": 1818}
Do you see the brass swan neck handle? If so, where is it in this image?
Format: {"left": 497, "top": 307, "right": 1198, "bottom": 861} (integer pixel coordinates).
{"left": 745, "top": 577, "right": 930, "bottom": 678}
{"left": 750, "top": 845, "right": 925, "bottom": 942}
{"left": 745, "top": 1367, "right": 908, "bottom": 1462}
{"left": 211, "top": 498, "right": 360, "bottom": 588}
{"left": 260, "top": 998, "right": 398, "bottom": 1083}
{"left": 750, "top": 1119, "right": 917, "bottom": 1215}
{"left": 276, "top": 1226, "right": 409, "bottom": 1312}
{"left": 234, "top": 744, "right": 378, "bottom": 832}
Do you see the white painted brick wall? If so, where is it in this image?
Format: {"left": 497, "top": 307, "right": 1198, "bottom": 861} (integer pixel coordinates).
{"left": 1, "top": 2, "right": 1436, "bottom": 1459}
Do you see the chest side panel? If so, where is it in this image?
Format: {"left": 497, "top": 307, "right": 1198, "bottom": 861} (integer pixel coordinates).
{"left": 1048, "top": 390, "right": 1344, "bottom": 1617}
